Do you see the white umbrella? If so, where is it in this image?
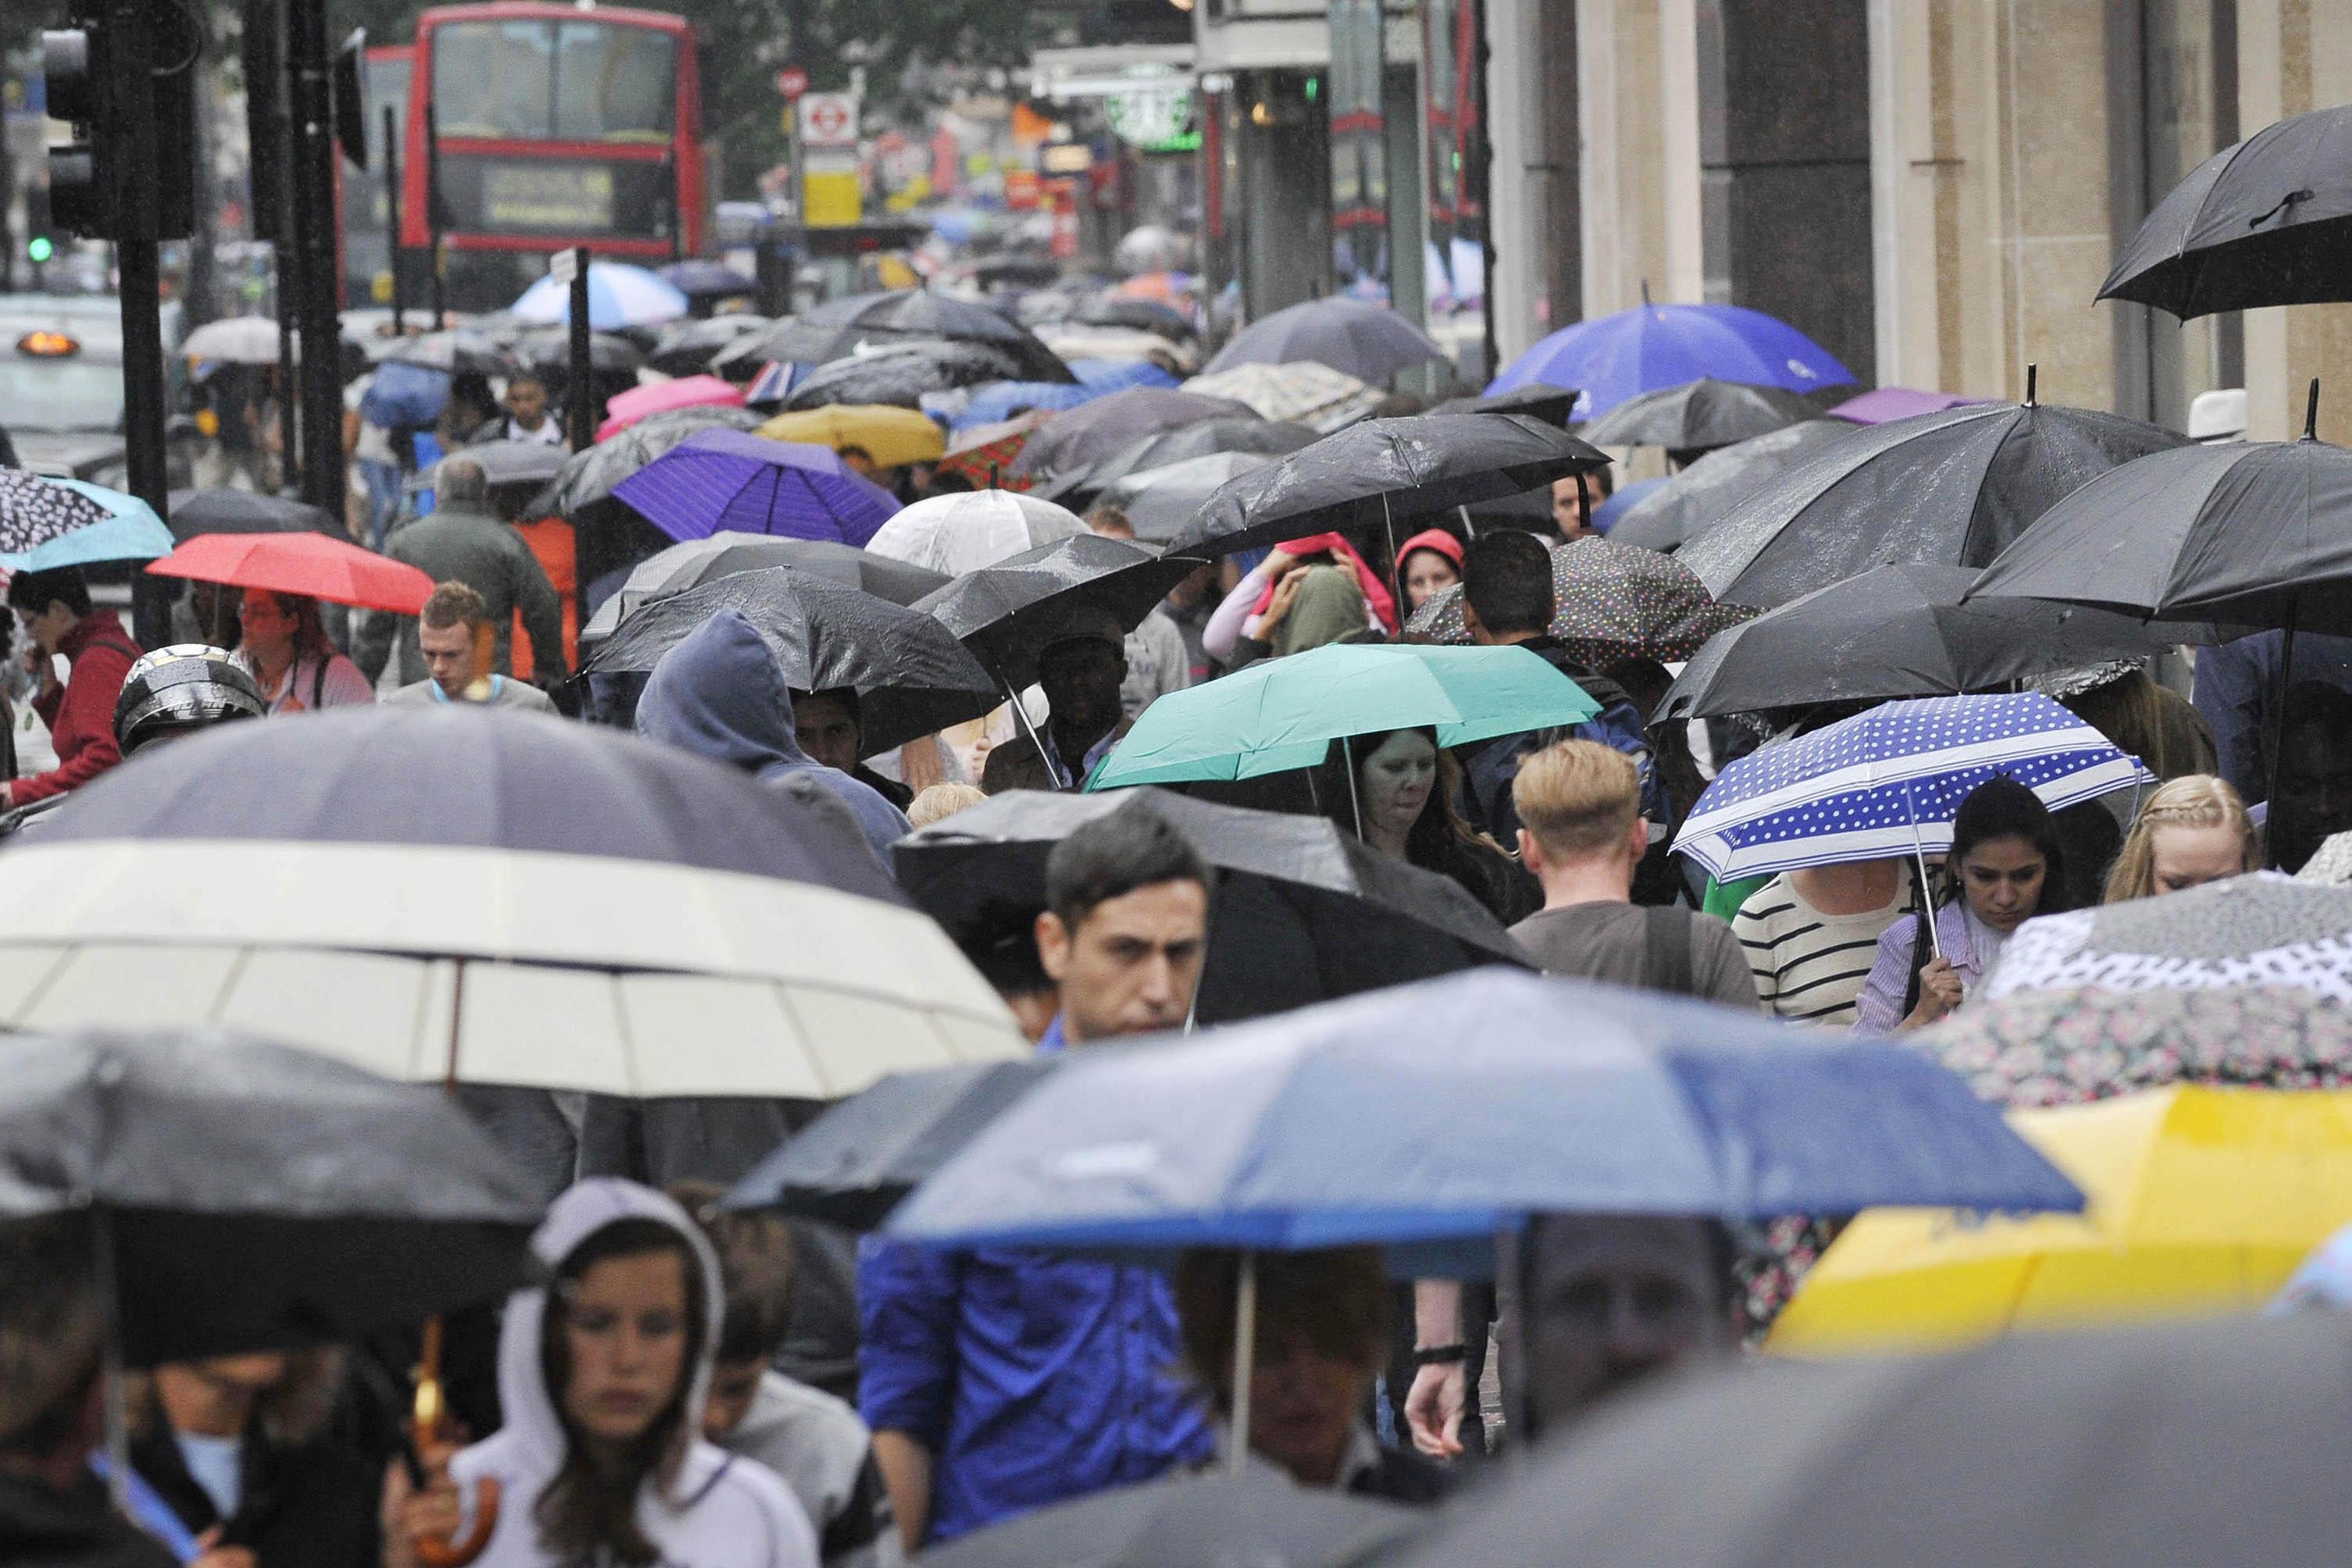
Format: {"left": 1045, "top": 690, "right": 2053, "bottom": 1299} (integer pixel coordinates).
{"left": 865, "top": 488, "right": 1087, "bottom": 577}
{"left": 180, "top": 316, "right": 288, "bottom": 365}
{"left": 1184, "top": 362, "right": 1384, "bottom": 433}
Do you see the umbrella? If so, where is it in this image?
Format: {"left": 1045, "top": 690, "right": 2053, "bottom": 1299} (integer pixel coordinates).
{"left": 1431, "top": 381, "right": 1581, "bottom": 428}
{"left": 510, "top": 261, "right": 690, "bottom": 329}
{"left": 1067, "top": 358, "right": 1182, "bottom": 394}
{"left": 754, "top": 404, "right": 946, "bottom": 469}
{"left": 657, "top": 259, "right": 757, "bottom": 301}
{"left": 893, "top": 788, "right": 1533, "bottom": 1032}
{"left": 608, "top": 429, "right": 900, "bottom": 547}
{"left": 179, "top": 316, "right": 285, "bottom": 365}
{"left": 934, "top": 415, "right": 1048, "bottom": 491}
{"left": 952, "top": 379, "right": 1104, "bottom": 429}
{"left": 382, "top": 328, "right": 521, "bottom": 378}
{"left": 1090, "top": 452, "right": 1274, "bottom": 543}
{"left": 866, "top": 489, "right": 1087, "bottom": 577}
{"left": 597, "top": 375, "right": 747, "bottom": 441}
{"left": 1655, "top": 564, "right": 2219, "bottom": 721}
{"left": 1579, "top": 377, "right": 1819, "bottom": 450}
{"left": 782, "top": 340, "right": 1042, "bottom": 411}
{"left": 162, "top": 490, "right": 339, "bottom": 540}
{"left": 526, "top": 404, "right": 764, "bottom": 521}
{"left": 145, "top": 532, "right": 437, "bottom": 615}
{"left": 1675, "top": 387, "right": 2190, "bottom": 608}
{"left": 0, "top": 707, "right": 1022, "bottom": 1097}
{"left": 512, "top": 326, "right": 646, "bottom": 376}
{"left": 1487, "top": 298, "right": 1855, "bottom": 419}
{"left": 885, "top": 968, "right": 2081, "bottom": 1258}
{"left": 1981, "top": 873, "right": 2352, "bottom": 1005}
{"left": 2099, "top": 100, "right": 2352, "bottom": 319}
{"left": 1672, "top": 693, "right": 2156, "bottom": 883}
{"left": 1181, "top": 362, "right": 1384, "bottom": 432}
{"left": 1098, "top": 419, "right": 1320, "bottom": 473}
{"left": 1605, "top": 419, "right": 1858, "bottom": 553}
{"left": 2296, "top": 832, "right": 2352, "bottom": 887}
{"left": 579, "top": 533, "right": 950, "bottom": 647}
{"left": 446, "top": 439, "right": 572, "bottom": 497}
{"left": 1072, "top": 295, "right": 1196, "bottom": 340}
{"left": 0, "top": 1028, "right": 543, "bottom": 1366}
{"left": 789, "top": 290, "right": 1074, "bottom": 383}
{"left": 1827, "top": 385, "right": 1994, "bottom": 424}
{"left": 1770, "top": 1085, "right": 2352, "bottom": 1354}
{"left": 1014, "top": 389, "right": 1260, "bottom": 476}
{"left": 1037, "top": 325, "right": 1199, "bottom": 375}
{"left": 913, "top": 1470, "right": 1419, "bottom": 1568}
{"left": 581, "top": 567, "right": 1000, "bottom": 753}
{"left": 916, "top": 534, "right": 1210, "bottom": 691}
{"left": 1404, "top": 536, "right": 1752, "bottom": 666}
{"left": 1088, "top": 643, "right": 1601, "bottom": 789}
{"left": 1162, "top": 414, "right": 1610, "bottom": 561}
{"left": 1116, "top": 265, "right": 1196, "bottom": 301}
{"left": 1383, "top": 1309, "right": 2352, "bottom": 1567}
{"left": 647, "top": 314, "right": 771, "bottom": 376}
{"left": 0, "top": 475, "right": 173, "bottom": 570}
{"left": 1203, "top": 295, "right": 1447, "bottom": 383}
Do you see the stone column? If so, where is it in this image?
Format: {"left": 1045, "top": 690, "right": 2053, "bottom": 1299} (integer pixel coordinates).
{"left": 2237, "top": 0, "right": 2352, "bottom": 441}
{"left": 1485, "top": 0, "right": 1581, "bottom": 363}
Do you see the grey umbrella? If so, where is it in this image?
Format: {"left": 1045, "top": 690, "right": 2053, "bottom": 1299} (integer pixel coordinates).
{"left": 580, "top": 533, "right": 949, "bottom": 647}
{"left": 1981, "top": 873, "right": 2352, "bottom": 1003}
{"left": 782, "top": 340, "right": 1043, "bottom": 412}
{"left": 1608, "top": 419, "right": 1858, "bottom": 553}
{"left": 921, "top": 1470, "right": 1420, "bottom": 1568}
{"left": 1012, "top": 389, "right": 1262, "bottom": 476}
{"left": 1580, "top": 377, "right": 1819, "bottom": 451}
{"left": 1091, "top": 452, "right": 1275, "bottom": 543}
{"left": 1383, "top": 1310, "right": 2352, "bottom": 1568}
{"left": 916, "top": 533, "right": 1206, "bottom": 691}
{"left": 1203, "top": 294, "right": 1447, "bottom": 384}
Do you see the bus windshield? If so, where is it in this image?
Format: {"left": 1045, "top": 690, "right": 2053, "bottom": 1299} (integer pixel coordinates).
{"left": 430, "top": 19, "right": 675, "bottom": 144}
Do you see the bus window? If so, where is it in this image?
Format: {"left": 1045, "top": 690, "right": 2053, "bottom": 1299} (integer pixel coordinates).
{"left": 431, "top": 20, "right": 557, "bottom": 139}
{"left": 551, "top": 23, "right": 675, "bottom": 144}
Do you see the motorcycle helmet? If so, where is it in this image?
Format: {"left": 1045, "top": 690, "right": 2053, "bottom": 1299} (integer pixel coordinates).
{"left": 112, "top": 644, "right": 268, "bottom": 756}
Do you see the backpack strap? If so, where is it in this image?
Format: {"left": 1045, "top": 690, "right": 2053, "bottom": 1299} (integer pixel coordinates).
{"left": 1641, "top": 905, "right": 1696, "bottom": 996}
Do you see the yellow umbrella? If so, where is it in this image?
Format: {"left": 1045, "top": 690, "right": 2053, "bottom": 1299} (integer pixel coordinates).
{"left": 1769, "top": 1085, "right": 2352, "bottom": 1355}
{"left": 757, "top": 404, "right": 946, "bottom": 469}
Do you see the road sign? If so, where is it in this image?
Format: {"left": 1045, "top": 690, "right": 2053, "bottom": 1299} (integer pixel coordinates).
{"left": 775, "top": 66, "right": 808, "bottom": 100}
{"left": 803, "top": 169, "right": 861, "bottom": 226}
{"left": 800, "top": 91, "right": 858, "bottom": 148}
{"left": 548, "top": 247, "right": 579, "bottom": 285}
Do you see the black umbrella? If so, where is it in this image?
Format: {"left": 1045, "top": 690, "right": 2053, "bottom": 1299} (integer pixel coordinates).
{"left": 163, "top": 489, "right": 338, "bottom": 540}
{"left": 580, "top": 533, "right": 949, "bottom": 647}
{"left": 1385, "top": 1310, "right": 2352, "bottom": 1568}
{"left": 1657, "top": 564, "right": 2220, "bottom": 721}
{"left": 446, "top": 439, "right": 571, "bottom": 497}
{"left": 1101, "top": 418, "right": 1321, "bottom": 472}
{"left": 1012, "top": 389, "right": 1263, "bottom": 476}
{"left": 527, "top": 404, "right": 765, "bottom": 520}
{"left": 782, "top": 340, "right": 1043, "bottom": 412}
{"left": 0, "top": 1028, "right": 541, "bottom": 1365}
{"left": 2101, "top": 102, "right": 2352, "bottom": 319}
{"left": 1203, "top": 294, "right": 1448, "bottom": 384}
{"left": 892, "top": 788, "right": 1531, "bottom": 1027}
{"left": 800, "top": 289, "right": 1074, "bottom": 382}
{"left": 583, "top": 567, "right": 1001, "bottom": 754}
{"left": 1163, "top": 413, "right": 1610, "bottom": 561}
{"left": 1674, "top": 376, "right": 2188, "bottom": 608}
{"left": 1074, "top": 295, "right": 1196, "bottom": 341}
{"left": 915, "top": 533, "right": 1207, "bottom": 691}
{"left": 647, "top": 315, "right": 771, "bottom": 377}
{"left": 511, "top": 326, "right": 646, "bottom": 376}
{"left": 1580, "top": 377, "right": 1820, "bottom": 451}
{"left": 1432, "top": 380, "right": 1581, "bottom": 428}
{"left": 1091, "top": 453, "right": 1276, "bottom": 543}
{"left": 1606, "top": 419, "right": 1857, "bottom": 553}
{"left": 917, "top": 1470, "right": 1419, "bottom": 1568}
{"left": 383, "top": 328, "right": 522, "bottom": 378}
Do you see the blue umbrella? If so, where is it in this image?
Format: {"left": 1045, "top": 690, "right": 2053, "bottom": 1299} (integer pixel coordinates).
{"left": 1489, "top": 299, "right": 1854, "bottom": 419}
{"left": 0, "top": 476, "right": 174, "bottom": 571}
{"left": 658, "top": 259, "right": 757, "bottom": 301}
{"left": 884, "top": 970, "right": 2083, "bottom": 1267}
{"left": 1673, "top": 693, "right": 2154, "bottom": 882}
{"left": 953, "top": 380, "right": 1103, "bottom": 429}
{"left": 1067, "top": 358, "right": 1181, "bottom": 393}
{"left": 511, "top": 261, "right": 690, "bottom": 329}
{"left": 609, "top": 429, "right": 901, "bottom": 547}
{"left": 1592, "top": 475, "right": 1668, "bottom": 533}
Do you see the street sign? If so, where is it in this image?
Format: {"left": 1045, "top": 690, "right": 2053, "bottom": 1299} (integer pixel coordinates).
{"left": 548, "top": 247, "right": 579, "bottom": 285}
{"left": 800, "top": 91, "right": 858, "bottom": 148}
{"left": 775, "top": 66, "right": 808, "bottom": 100}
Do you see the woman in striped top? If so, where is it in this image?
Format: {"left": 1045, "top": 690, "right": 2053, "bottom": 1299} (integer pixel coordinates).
{"left": 1733, "top": 858, "right": 1916, "bottom": 1028}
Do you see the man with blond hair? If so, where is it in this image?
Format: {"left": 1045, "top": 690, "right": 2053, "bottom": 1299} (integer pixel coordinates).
{"left": 384, "top": 582, "right": 555, "bottom": 711}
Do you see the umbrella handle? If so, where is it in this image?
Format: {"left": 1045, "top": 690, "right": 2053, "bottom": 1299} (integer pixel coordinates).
{"left": 411, "top": 1320, "right": 501, "bottom": 1567}
{"left": 409, "top": 1477, "right": 501, "bottom": 1568}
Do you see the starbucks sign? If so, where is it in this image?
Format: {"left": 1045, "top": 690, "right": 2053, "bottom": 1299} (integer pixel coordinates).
{"left": 1106, "top": 84, "right": 1196, "bottom": 151}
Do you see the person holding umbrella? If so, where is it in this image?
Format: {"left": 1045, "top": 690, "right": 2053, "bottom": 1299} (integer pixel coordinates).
{"left": 4, "top": 566, "right": 141, "bottom": 810}
{"left": 233, "top": 591, "right": 375, "bottom": 713}
{"left": 1394, "top": 529, "right": 1463, "bottom": 616}
{"left": 1032, "top": 613, "right": 1136, "bottom": 789}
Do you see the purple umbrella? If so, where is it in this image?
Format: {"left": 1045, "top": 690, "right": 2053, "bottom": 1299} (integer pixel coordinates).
{"left": 611, "top": 429, "right": 902, "bottom": 547}
{"left": 1829, "top": 386, "right": 1996, "bottom": 425}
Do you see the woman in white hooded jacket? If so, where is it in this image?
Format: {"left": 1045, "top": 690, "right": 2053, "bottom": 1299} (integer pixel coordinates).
{"left": 395, "top": 1179, "right": 819, "bottom": 1568}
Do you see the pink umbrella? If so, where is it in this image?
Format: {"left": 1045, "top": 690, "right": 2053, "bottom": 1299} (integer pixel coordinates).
{"left": 597, "top": 376, "right": 746, "bottom": 441}
{"left": 1829, "top": 386, "right": 1997, "bottom": 425}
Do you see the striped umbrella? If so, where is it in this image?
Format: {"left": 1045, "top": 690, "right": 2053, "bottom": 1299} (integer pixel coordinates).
{"left": 510, "top": 261, "right": 690, "bottom": 329}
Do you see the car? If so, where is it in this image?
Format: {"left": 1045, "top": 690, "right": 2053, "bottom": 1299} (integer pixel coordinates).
{"left": 0, "top": 294, "right": 189, "bottom": 486}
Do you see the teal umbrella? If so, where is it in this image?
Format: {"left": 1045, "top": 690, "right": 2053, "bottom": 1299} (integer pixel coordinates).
{"left": 0, "top": 479, "right": 175, "bottom": 571}
{"left": 1087, "top": 643, "right": 1599, "bottom": 789}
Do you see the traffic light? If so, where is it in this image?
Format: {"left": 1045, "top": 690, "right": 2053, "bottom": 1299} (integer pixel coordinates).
{"left": 41, "top": 2, "right": 200, "bottom": 242}
{"left": 41, "top": 23, "right": 110, "bottom": 238}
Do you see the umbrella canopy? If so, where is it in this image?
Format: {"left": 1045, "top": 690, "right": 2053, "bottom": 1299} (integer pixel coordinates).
{"left": 579, "top": 533, "right": 949, "bottom": 647}
{"left": 179, "top": 316, "right": 285, "bottom": 365}
{"left": 1431, "top": 381, "right": 1581, "bottom": 427}
{"left": 608, "top": 429, "right": 900, "bottom": 547}
{"left": 647, "top": 314, "right": 770, "bottom": 376}
{"left": 1772, "top": 1085, "right": 2352, "bottom": 1353}
{"left": 1090, "top": 452, "right": 1274, "bottom": 543}
{"left": 0, "top": 475, "right": 173, "bottom": 569}
{"left": 1656, "top": 564, "right": 2219, "bottom": 721}
{"left": 2100, "top": 101, "right": 2352, "bottom": 319}
{"left": 1162, "top": 414, "right": 1610, "bottom": 561}
{"left": 162, "top": 490, "right": 339, "bottom": 541}
{"left": 1827, "top": 385, "right": 1994, "bottom": 424}
{"left": 1073, "top": 295, "right": 1196, "bottom": 340}
{"left": 1405, "top": 536, "right": 1752, "bottom": 666}
{"left": 511, "top": 261, "right": 690, "bottom": 328}
{"left": 1606, "top": 419, "right": 1858, "bottom": 553}
{"left": 526, "top": 404, "right": 764, "bottom": 521}
{"left": 1673, "top": 693, "right": 2156, "bottom": 882}
{"left": 917, "top": 533, "right": 1206, "bottom": 690}
{"left": 952, "top": 379, "right": 1103, "bottom": 430}
{"left": 1966, "top": 431, "right": 2352, "bottom": 635}
{"left": 894, "top": 787, "right": 1531, "bottom": 1032}
{"left": 933, "top": 416, "right": 1046, "bottom": 491}
{"left": 597, "top": 374, "right": 747, "bottom": 441}
{"left": 1579, "top": 377, "right": 1819, "bottom": 450}
{"left": 1037, "top": 325, "right": 1199, "bottom": 375}
{"left": 1067, "top": 358, "right": 1181, "bottom": 394}
{"left": 0, "top": 1029, "right": 543, "bottom": 1365}
{"left": 657, "top": 259, "right": 757, "bottom": 301}
{"left": 914, "top": 1470, "right": 1418, "bottom": 1568}
{"left": 1487, "top": 300, "right": 1855, "bottom": 419}
{"left": 383, "top": 327, "right": 521, "bottom": 378}
{"left": 754, "top": 404, "right": 945, "bottom": 469}
{"left": 582, "top": 567, "right": 1000, "bottom": 753}
{"left": 1203, "top": 295, "right": 1447, "bottom": 383}
{"left": 1384, "top": 1310, "right": 2352, "bottom": 1567}
{"left": 1099, "top": 419, "right": 1320, "bottom": 473}
{"left": 1089, "top": 643, "right": 1601, "bottom": 789}
{"left": 865, "top": 489, "right": 1088, "bottom": 576}
{"left": 145, "top": 532, "right": 437, "bottom": 615}
{"left": 1675, "top": 394, "right": 2191, "bottom": 609}
{"left": 782, "top": 339, "right": 1044, "bottom": 411}
{"left": 1982, "top": 874, "right": 2352, "bottom": 1005}
{"left": 1014, "top": 389, "right": 1260, "bottom": 477}
{"left": 1181, "top": 362, "right": 1384, "bottom": 432}
{"left": 886, "top": 969, "right": 2080, "bottom": 1259}
{"left": 445, "top": 438, "right": 572, "bottom": 497}
{"left": 512, "top": 325, "right": 646, "bottom": 376}
{"left": 792, "top": 290, "right": 1073, "bottom": 383}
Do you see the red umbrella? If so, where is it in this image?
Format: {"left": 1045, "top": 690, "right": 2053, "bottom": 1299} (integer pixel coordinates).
{"left": 597, "top": 375, "right": 746, "bottom": 441}
{"left": 145, "top": 532, "right": 435, "bottom": 615}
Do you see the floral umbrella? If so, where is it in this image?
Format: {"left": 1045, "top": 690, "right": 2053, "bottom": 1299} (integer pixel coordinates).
{"left": 1406, "top": 535, "right": 1753, "bottom": 667}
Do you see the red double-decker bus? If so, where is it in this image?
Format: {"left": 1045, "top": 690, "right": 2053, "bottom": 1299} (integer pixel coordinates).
{"left": 399, "top": 2, "right": 704, "bottom": 310}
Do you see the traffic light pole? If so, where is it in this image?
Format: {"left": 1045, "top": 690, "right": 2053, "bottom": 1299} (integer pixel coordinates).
{"left": 107, "top": 0, "right": 173, "bottom": 647}
{"left": 286, "top": 0, "right": 345, "bottom": 523}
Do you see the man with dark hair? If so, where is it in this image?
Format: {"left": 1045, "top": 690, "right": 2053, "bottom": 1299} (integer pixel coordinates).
{"left": 1033, "top": 615, "right": 1134, "bottom": 789}
{"left": 860, "top": 804, "right": 1213, "bottom": 1549}
{"left": 5, "top": 566, "right": 141, "bottom": 808}
{"left": 489, "top": 371, "right": 561, "bottom": 445}
{"left": 383, "top": 582, "right": 555, "bottom": 711}
{"left": 1550, "top": 469, "right": 1611, "bottom": 541}
{"left": 356, "top": 457, "right": 566, "bottom": 691}
{"left": 790, "top": 690, "right": 914, "bottom": 811}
